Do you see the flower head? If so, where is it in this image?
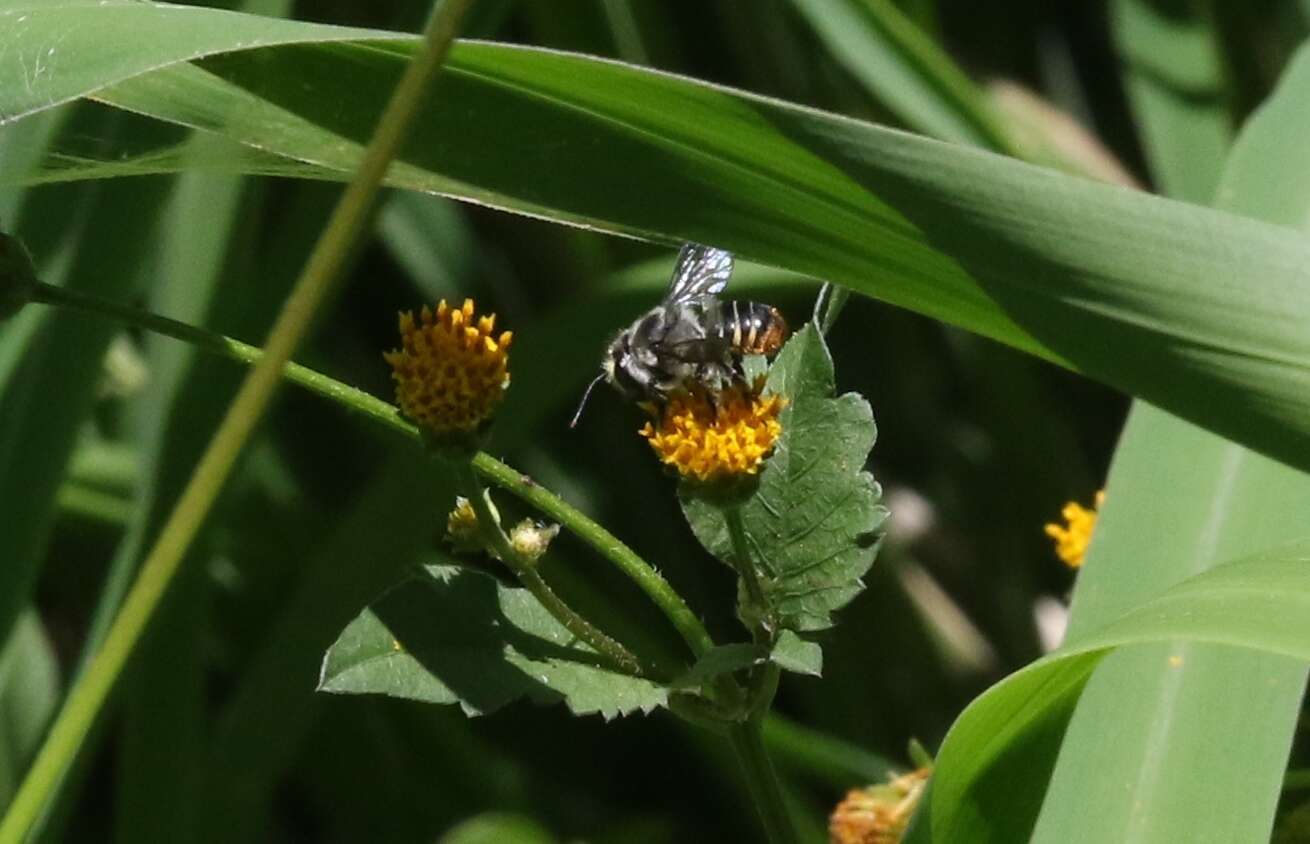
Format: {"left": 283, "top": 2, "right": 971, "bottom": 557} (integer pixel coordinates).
{"left": 384, "top": 299, "right": 512, "bottom": 438}
{"left": 638, "top": 381, "right": 785, "bottom": 485}
{"left": 1044, "top": 490, "right": 1105, "bottom": 569}
{"left": 828, "top": 767, "right": 931, "bottom": 844}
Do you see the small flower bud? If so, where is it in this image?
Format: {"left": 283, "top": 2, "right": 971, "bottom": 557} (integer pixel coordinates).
{"left": 0, "top": 231, "right": 37, "bottom": 321}
{"left": 445, "top": 495, "right": 499, "bottom": 555}
{"left": 508, "top": 519, "right": 560, "bottom": 563}
{"left": 828, "top": 767, "right": 930, "bottom": 844}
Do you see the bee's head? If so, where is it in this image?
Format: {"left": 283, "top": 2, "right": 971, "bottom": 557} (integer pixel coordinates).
{"left": 597, "top": 333, "right": 635, "bottom": 397}
{"left": 572, "top": 339, "right": 624, "bottom": 429}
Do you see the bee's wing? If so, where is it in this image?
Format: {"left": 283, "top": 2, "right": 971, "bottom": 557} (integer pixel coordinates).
{"left": 664, "top": 243, "right": 733, "bottom": 304}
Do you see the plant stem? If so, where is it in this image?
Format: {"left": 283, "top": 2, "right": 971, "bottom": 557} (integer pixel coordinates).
{"left": 724, "top": 506, "right": 770, "bottom": 643}
{"left": 451, "top": 462, "right": 643, "bottom": 676}
{"left": 0, "top": 4, "right": 474, "bottom": 842}
{"left": 728, "top": 720, "right": 801, "bottom": 844}
{"left": 1286, "top": 769, "right": 1310, "bottom": 792}
{"left": 471, "top": 453, "right": 714, "bottom": 657}
{"left": 813, "top": 281, "right": 850, "bottom": 335}
{"left": 27, "top": 281, "right": 718, "bottom": 663}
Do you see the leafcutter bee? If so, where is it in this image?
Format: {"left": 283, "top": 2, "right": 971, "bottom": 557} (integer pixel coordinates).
{"left": 571, "top": 243, "right": 788, "bottom": 425}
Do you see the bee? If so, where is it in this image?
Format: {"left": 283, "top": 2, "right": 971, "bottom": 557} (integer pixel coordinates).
{"left": 571, "top": 243, "right": 788, "bottom": 426}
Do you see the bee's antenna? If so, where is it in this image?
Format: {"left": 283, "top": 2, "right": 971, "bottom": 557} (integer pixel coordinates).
{"left": 569, "top": 373, "right": 606, "bottom": 429}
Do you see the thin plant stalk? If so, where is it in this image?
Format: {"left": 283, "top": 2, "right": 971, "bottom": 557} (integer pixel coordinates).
{"left": 722, "top": 506, "right": 796, "bottom": 841}
{"left": 0, "top": 2, "right": 474, "bottom": 840}
{"left": 725, "top": 505, "right": 770, "bottom": 643}
{"left": 729, "top": 720, "right": 802, "bottom": 844}
{"left": 27, "top": 278, "right": 717, "bottom": 662}
{"left": 450, "top": 462, "right": 643, "bottom": 676}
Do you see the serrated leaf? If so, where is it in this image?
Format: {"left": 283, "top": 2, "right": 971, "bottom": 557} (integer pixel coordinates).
{"left": 675, "top": 643, "right": 763, "bottom": 689}
{"left": 682, "top": 326, "right": 886, "bottom": 633}
{"left": 319, "top": 565, "right": 667, "bottom": 721}
{"left": 676, "top": 630, "right": 823, "bottom": 690}
{"left": 771, "top": 630, "right": 823, "bottom": 677}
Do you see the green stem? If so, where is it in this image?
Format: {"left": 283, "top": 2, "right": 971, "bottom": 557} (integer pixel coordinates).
{"left": 27, "top": 282, "right": 717, "bottom": 663}
{"left": 813, "top": 281, "right": 850, "bottom": 336}
{"left": 1286, "top": 769, "right": 1310, "bottom": 792}
{"left": 471, "top": 453, "right": 714, "bottom": 658}
{"left": 451, "top": 462, "right": 643, "bottom": 676}
{"left": 724, "top": 506, "right": 770, "bottom": 643}
{"left": 0, "top": 4, "right": 474, "bottom": 842}
{"left": 728, "top": 721, "right": 800, "bottom": 844}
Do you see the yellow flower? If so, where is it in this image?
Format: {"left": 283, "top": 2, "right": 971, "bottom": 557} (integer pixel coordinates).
{"left": 384, "top": 299, "right": 512, "bottom": 436}
{"left": 828, "top": 767, "right": 931, "bottom": 844}
{"left": 638, "top": 381, "right": 785, "bottom": 484}
{"left": 1044, "top": 490, "right": 1105, "bottom": 569}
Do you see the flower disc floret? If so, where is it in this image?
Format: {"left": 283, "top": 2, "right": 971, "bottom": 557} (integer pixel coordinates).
{"left": 639, "top": 382, "right": 785, "bottom": 483}
{"left": 384, "top": 299, "right": 512, "bottom": 435}
{"left": 1044, "top": 490, "right": 1104, "bottom": 569}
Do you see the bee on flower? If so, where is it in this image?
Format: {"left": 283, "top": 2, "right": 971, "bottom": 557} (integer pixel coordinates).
{"left": 639, "top": 379, "right": 785, "bottom": 485}
{"left": 572, "top": 243, "right": 790, "bottom": 487}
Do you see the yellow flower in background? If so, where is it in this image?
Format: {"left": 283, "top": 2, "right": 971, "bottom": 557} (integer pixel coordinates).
{"left": 828, "top": 767, "right": 931, "bottom": 844}
{"left": 638, "top": 381, "right": 785, "bottom": 483}
{"left": 384, "top": 299, "right": 512, "bottom": 436}
{"left": 1044, "top": 490, "right": 1105, "bottom": 569}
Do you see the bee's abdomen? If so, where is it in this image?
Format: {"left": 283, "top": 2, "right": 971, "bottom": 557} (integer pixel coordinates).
{"left": 722, "top": 301, "right": 789, "bottom": 356}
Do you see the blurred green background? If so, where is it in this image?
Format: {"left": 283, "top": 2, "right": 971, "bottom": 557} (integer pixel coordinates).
{"left": 5, "top": 1, "right": 1310, "bottom": 842}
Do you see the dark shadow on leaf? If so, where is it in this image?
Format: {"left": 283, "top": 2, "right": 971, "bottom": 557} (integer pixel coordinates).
{"left": 370, "top": 567, "right": 618, "bottom": 715}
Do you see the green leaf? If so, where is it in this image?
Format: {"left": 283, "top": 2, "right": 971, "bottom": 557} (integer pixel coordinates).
{"left": 676, "top": 630, "right": 822, "bottom": 689}
{"left": 1022, "top": 41, "right": 1310, "bottom": 844}
{"left": 319, "top": 564, "right": 667, "bottom": 720}
{"left": 785, "top": 0, "right": 1010, "bottom": 151}
{"left": 0, "top": 231, "right": 35, "bottom": 320}
{"left": 676, "top": 644, "right": 762, "bottom": 690}
{"left": 1112, "top": 0, "right": 1232, "bottom": 202}
{"left": 922, "top": 543, "right": 1310, "bottom": 843}
{"left": 770, "top": 630, "right": 822, "bottom": 677}
{"left": 0, "top": 611, "right": 59, "bottom": 812}
{"left": 682, "top": 326, "right": 886, "bottom": 633}
{"left": 6, "top": 12, "right": 1310, "bottom": 471}
{"left": 439, "top": 814, "right": 556, "bottom": 844}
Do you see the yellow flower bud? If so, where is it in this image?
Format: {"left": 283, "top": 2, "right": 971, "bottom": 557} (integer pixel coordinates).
{"left": 828, "top": 767, "right": 930, "bottom": 844}
{"left": 508, "top": 519, "right": 560, "bottom": 563}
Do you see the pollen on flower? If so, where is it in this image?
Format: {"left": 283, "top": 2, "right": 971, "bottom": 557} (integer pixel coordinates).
{"left": 828, "top": 767, "right": 931, "bottom": 844}
{"left": 1044, "top": 490, "right": 1105, "bottom": 569}
{"left": 384, "top": 299, "right": 512, "bottom": 435}
{"left": 638, "top": 381, "right": 785, "bottom": 483}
